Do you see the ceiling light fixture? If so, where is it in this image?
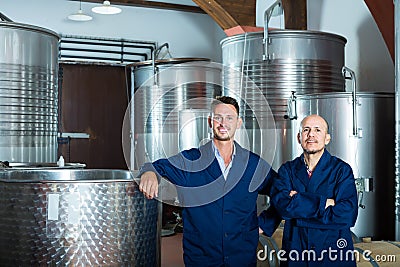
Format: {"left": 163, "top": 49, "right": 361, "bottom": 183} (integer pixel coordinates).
{"left": 92, "top": 1, "right": 122, "bottom": 15}
{"left": 68, "top": 0, "right": 93, "bottom": 21}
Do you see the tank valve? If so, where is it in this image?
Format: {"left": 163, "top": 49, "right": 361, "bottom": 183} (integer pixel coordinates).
{"left": 355, "top": 177, "right": 373, "bottom": 209}
{"left": 285, "top": 91, "right": 297, "bottom": 120}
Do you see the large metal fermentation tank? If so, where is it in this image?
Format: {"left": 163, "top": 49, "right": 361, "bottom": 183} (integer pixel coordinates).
{"left": 0, "top": 169, "right": 160, "bottom": 266}
{"left": 0, "top": 22, "right": 59, "bottom": 163}
{"left": 131, "top": 58, "right": 222, "bottom": 169}
{"left": 221, "top": 30, "right": 347, "bottom": 167}
{"left": 287, "top": 92, "right": 394, "bottom": 240}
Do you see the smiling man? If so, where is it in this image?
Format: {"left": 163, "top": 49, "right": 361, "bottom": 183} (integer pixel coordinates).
{"left": 266, "top": 114, "right": 358, "bottom": 266}
{"left": 139, "top": 96, "right": 281, "bottom": 266}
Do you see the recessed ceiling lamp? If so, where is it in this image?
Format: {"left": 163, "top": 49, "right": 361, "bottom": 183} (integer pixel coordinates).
{"left": 92, "top": 1, "right": 122, "bottom": 15}
{"left": 68, "top": 0, "right": 93, "bottom": 21}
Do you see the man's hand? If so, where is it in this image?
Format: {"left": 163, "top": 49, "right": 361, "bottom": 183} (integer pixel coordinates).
{"left": 259, "top": 227, "right": 264, "bottom": 234}
{"left": 325, "top": 198, "right": 335, "bottom": 209}
{"left": 289, "top": 190, "right": 297, "bottom": 197}
{"left": 139, "top": 171, "right": 159, "bottom": 199}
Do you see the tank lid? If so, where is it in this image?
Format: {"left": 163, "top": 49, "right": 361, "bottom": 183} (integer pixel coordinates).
{"left": 1, "top": 162, "right": 87, "bottom": 170}
{"left": 0, "top": 169, "right": 138, "bottom": 182}
{"left": 0, "top": 21, "right": 60, "bottom": 40}
{"left": 220, "top": 30, "right": 347, "bottom": 46}
{"left": 128, "top": 57, "right": 210, "bottom": 68}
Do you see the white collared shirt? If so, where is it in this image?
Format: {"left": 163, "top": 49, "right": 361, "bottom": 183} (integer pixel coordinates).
{"left": 212, "top": 141, "right": 236, "bottom": 180}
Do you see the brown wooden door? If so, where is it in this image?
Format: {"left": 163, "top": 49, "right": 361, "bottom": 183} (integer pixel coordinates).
{"left": 59, "top": 63, "right": 130, "bottom": 169}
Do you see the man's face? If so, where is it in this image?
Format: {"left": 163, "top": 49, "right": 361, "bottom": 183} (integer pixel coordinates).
{"left": 209, "top": 103, "right": 242, "bottom": 141}
{"left": 297, "top": 115, "right": 331, "bottom": 155}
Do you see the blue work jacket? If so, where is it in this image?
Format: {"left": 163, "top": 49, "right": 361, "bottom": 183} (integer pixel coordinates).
{"left": 140, "top": 141, "right": 281, "bottom": 266}
{"left": 269, "top": 150, "right": 358, "bottom": 267}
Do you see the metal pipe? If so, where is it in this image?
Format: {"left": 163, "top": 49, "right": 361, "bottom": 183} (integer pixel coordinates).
{"left": 152, "top": 42, "right": 169, "bottom": 82}
{"left": 60, "top": 54, "right": 142, "bottom": 63}
{"left": 0, "top": 12, "right": 13, "bottom": 22}
{"left": 155, "top": 42, "right": 169, "bottom": 59}
{"left": 59, "top": 47, "right": 149, "bottom": 58}
{"left": 263, "top": 0, "right": 282, "bottom": 60}
{"left": 60, "top": 34, "right": 156, "bottom": 46}
{"left": 394, "top": 0, "right": 400, "bottom": 241}
{"left": 59, "top": 35, "right": 156, "bottom": 63}
{"left": 342, "top": 66, "right": 358, "bottom": 136}
{"left": 61, "top": 39, "right": 156, "bottom": 50}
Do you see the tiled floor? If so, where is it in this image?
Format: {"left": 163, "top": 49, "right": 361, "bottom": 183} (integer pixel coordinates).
{"left": 161, "top": 233, "right": 184, "bottom": 267}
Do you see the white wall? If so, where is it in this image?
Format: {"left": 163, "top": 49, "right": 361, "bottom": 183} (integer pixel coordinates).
{"left": 308, "top": 0, "right": 394, "bottom": 92}
{"left": 257, "top": 0, "right": 394, "bottom": 92}
{"left": 0, "top": 0, "right": 226, "bottom": 61}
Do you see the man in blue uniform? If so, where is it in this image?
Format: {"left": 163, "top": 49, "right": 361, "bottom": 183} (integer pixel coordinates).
{"left": 267, "top": 114, "right": 358, "bottom": 266}
{"left": 139, "top": 96, "right": 281, "bottom": 266}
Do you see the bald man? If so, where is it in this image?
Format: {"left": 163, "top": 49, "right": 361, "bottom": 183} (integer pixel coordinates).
{"left": 265, "top": 114, "right": 358, "bottom": 266}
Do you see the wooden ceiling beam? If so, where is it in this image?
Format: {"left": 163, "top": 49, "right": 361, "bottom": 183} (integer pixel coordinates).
{"left": 192, "top": 0, "right": 257, "bottom": 30}
{"left": 363, "top": 0, "right": 394, "bottom": 62}
{"left": 282, "top": 0, "right": 307, "bottom": 30}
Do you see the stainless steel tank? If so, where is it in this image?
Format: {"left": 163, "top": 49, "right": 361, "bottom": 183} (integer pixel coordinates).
{"left": 221, "top": 30, "right": 348, "bottom": 167}
{"left": 286, "top": 92, "right": 395, "bottom": 240}
{"left": 130, "top": 58, "right": 222, "bottom": 169}
{"left": 0, "top": 22, "right": 59, "bottom": 163}
{"left": 0, "top": 169, "right": 160, "bottom": 266}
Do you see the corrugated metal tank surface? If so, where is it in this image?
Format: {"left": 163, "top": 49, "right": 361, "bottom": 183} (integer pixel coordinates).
{"left": 131, "top": 58, "right": 222, "bottom": 168}
{"left": 0, "top": 169, "right": 160, "bottom": 266}
{"left": 221, "top": 30, "right": 347, "bottom": 167}
{"left": 0, "top": 22, "right": 59, "bottom": 163}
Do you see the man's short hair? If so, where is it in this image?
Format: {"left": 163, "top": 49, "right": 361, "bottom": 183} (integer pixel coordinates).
{"left": 211, "top": 96, "right": 240, "bottom": 115}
